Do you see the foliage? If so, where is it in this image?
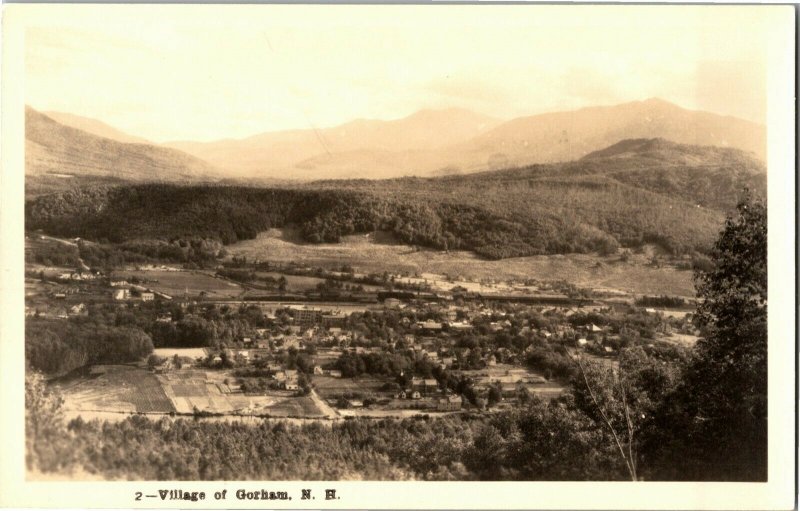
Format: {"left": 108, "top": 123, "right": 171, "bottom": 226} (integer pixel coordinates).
{"left": 640, "top": 193, "right": 767, "bottom": 481}
{"left": 26, "top": 170, "right": 733, "bottom": 261}
{"left": 26, "top": 318, "right": 153, "bottom": 375}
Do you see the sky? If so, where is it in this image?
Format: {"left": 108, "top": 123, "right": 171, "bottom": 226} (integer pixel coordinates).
{"left": 23, "top": 5, "right": 773, "bottom": 143}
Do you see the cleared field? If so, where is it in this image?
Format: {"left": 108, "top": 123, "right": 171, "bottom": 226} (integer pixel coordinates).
{"left": 112, "top": 270, "right": 244, "bottom": 298}
{"left": 59, "top": 366, "right": 327, "bottom": 418}
{"left": 265, "top": 396, "right": 323, "bottom": 417}
{"left": 227, "top": 229, "right": 694, "bottom": 297}
{"left": 255, "top": 272, "right": 325, "bottom": 291}
{"left": 57, "top": 365, "right": 175, "bottom": 413}
{"left": 314, "top": 376, "right": 389, "bottom": 399}
{"left": 153, "top": 347, "right": 208, "bottom": 359}
{"left": 256, "top": 271, "right": 383, "bottom": 292}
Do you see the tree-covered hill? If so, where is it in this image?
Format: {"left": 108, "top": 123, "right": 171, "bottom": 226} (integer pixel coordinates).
{"left": 24, "top": 139, "right": 765, "bottom": 259}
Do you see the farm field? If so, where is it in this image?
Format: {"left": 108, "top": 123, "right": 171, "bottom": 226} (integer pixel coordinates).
{"left": 313, "top": 375, "right": 389, "bottom": 399}
{"left": 111, "top": 269, "right": 244, "bottom": 299}
{"left": 58, "top": 365, "right": 327, "bottom": 418}
{"left": 227, "top": 229, "right": 695, "bottom": 297}
{"left": 57, "top": 365, "right": 175, "bottom": 413}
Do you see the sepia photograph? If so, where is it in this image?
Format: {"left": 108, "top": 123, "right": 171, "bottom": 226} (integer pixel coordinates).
{"left": 0, "top": 3, "right": 795, "bottom": 509}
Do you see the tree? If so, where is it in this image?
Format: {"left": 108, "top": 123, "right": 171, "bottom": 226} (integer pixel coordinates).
{"left": 487, "top": 382, "right": 503, "bottom": 408}
{"left": 642, "top": 192, "right": 767, "bottom": 481}
{"left": 26, "top": 373, "right": 68, "bottom": 472}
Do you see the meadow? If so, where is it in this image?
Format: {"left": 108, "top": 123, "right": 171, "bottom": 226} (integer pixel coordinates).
{"left": 228, "top": 229, "right": 696, "bottom": 297}
{"left": 112, "top": 269, "right": 244, "bottom": 298}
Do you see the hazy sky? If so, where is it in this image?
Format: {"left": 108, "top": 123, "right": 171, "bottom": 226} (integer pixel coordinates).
{"left": 24, "top": 5, "right": 773, "bottom": 142}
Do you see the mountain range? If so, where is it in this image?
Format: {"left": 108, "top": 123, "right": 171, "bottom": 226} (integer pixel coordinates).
{"left": 29, "top": 98, "right": 765, "bottom": 182}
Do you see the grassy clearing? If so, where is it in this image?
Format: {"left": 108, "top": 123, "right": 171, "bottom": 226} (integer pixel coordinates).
{"left": 227, "top": 229, "right": 695, "bottom": 297}
{"left": 113, "top": 269, "right": 243, "bottom": 298}
{"left": 313, "top": 376, "right": 388, "bottom": 399}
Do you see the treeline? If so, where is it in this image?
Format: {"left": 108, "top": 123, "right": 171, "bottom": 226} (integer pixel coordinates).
{"left": 26, "top": 319, "right": 153, "bottom": 376}
{"left": 635, "top": 295, "right": 687, "bottom": 308}
{"left": 25, "top": 302, "right": 273, "bottom": 375}
{"left": 26, "top": 176, "right": 730, "bottom": 260}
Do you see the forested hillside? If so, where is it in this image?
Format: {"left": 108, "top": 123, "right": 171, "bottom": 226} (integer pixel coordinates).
{"left": 25, "top": 139, "right": 764, "bottom": 259}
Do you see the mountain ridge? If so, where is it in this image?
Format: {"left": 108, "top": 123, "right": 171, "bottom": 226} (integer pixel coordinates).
{"left": 26, "top": 107, "right": 219, "bottom": 183}
{"left": 165, "top": 98, "right": 766, "bottom": 180}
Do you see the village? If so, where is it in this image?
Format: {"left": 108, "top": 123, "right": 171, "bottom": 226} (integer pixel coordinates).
{"left": 25, "top": 233, "right": 699, "bottom": 421}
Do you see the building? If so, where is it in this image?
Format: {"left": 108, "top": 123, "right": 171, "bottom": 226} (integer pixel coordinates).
{"left": 416, "top": 320, "right": 443, "bottom": 332}
{"left": 294, "top": 307, "right": 323, "bottom": 326}
{"left": 112, "top": 289, "right": 130, "bottom": 300}
{"left": 141, "top": 292, "right": 155, "bottom": 302}
{"left": 437, "top": 394, "right": 462, "bottom": 411}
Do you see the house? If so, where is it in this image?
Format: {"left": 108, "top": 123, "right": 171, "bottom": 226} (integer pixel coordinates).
{"left": 416, "top": 320, "right": 442, "bottom": 332}
{"left": 585, "top": 323, "right": 603, "bottom": 333}
{"left": 411, "top": 377, "right": 424, "bottom": 391}
{"left": 112, "top": 289, "right": 130, "bottom": 300}
{"left": 409, "top": 390, "right": 422, "bottom": 400}
{"left": 141, "top": 292, "right": 155, "bottom": 302}
{"left": 577, "top": 338, "right": 589, "bottom": 347}
{"left": 69, "top": 303, "right": 86, "bottom": 315}
{"left": 487, "top": 354, "right": 497, "bottom": 366}
{"left": 437, "top": 394, "right": 462, "bottom": 411}
{"left": 448, "top": 321, "right": 473, "bottom": 331}
{"left": 313, "top": 365, "right": 324, "bottom": 375}
{"left": 326, "top": 369, "right": 342, "bottom": 378}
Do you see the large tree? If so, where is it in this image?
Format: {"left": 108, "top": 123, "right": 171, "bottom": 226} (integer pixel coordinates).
{"left": 642, "top": 192, "right": 767, "bottom": 481}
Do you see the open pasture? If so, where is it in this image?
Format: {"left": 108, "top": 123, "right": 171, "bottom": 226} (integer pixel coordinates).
{"left": 227, "top": 229, "right": 694, "bottom": 297}
{"left": 112, "top": 269, "right": 244, "bottom": 298}
{"left": 313, "top": 375, "right": 389, "bottom": 399}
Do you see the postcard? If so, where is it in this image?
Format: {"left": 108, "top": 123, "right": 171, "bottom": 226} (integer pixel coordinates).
{"left": 0, "top": 3, "right": 795, "bottom": 510}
